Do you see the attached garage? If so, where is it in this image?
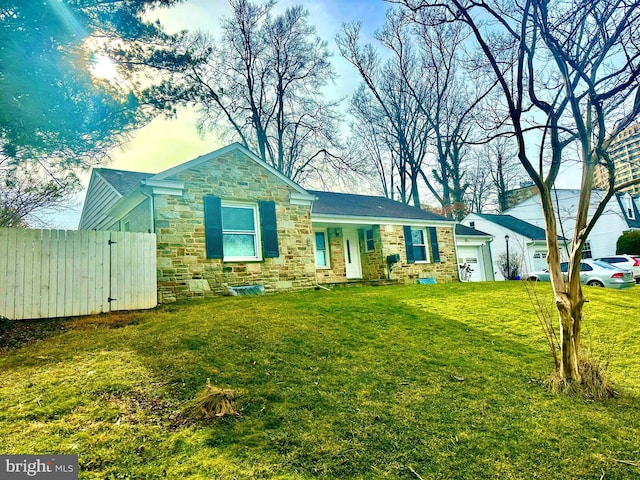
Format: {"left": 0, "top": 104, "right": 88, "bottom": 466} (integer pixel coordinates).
{"left": 455, "top": 225, "right": 494, "bottom": 282}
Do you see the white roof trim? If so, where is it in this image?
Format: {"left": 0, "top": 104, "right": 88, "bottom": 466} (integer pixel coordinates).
{"left": 456, "top": 233, "right": 493, "bottom": 240}
{"left": 142, "top": 179, "right": 184, "bottom": 196}
{"left": 290, "top": 192, "right": 316, "bottom": 206}
{"left": 150, "top": 143, "right": 310, "bottom": 196}
{"left": 311, "top": 213, "right": 455, "bottom": 227}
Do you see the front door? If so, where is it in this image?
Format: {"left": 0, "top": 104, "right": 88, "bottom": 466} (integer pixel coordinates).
{"left": 343, "top": 229, "right": 362, "bottom": 279}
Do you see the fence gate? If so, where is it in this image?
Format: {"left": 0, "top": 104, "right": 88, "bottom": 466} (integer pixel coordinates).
{"left": 0, "top": 228, "right": 157, "bottom": 320}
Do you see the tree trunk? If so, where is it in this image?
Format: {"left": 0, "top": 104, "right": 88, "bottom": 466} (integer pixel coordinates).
{"left": 556, "top": 294, "right": 582, "bottom": 382}
{"left": 540, "top": 186, "right": 585, "bottom": 383}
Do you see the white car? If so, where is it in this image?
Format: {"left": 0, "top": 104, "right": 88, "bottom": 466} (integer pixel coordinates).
{"left": 594, "top": 255, "right": 640, "bottom": 284}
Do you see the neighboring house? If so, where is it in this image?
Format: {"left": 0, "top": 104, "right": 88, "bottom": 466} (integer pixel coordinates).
{"left": 462, "top": 213, "right": 568, "bottom": 280}
{"left": 80, "top": 143, "right": 459, "bottom": 302}
{"left": 504, "top": 188, "right": 640, "bottom": 258}
{"left": 454, "top": 224, "right": 494, "bottom": 282}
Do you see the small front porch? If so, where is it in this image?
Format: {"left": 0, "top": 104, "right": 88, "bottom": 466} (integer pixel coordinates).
{"left": 313, "top": 224, "right": 388, "bottom": 285}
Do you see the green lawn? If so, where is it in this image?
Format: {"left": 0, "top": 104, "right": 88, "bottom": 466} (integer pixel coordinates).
{"left": 1, "top": 282, "right": 639, "bottom": 479}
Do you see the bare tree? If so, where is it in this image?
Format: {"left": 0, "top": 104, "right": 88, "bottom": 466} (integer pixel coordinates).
{"left": 396, "top": 0, "right": 640, "bottom": 392}
{"left": 146, "top": 0, "right": 340, "bottom": 183}
{"left": 338, "top": 15, "right": 432, "bottom": 207}
{"left": 348, "top": 88, "right": 400, "bottom": 199}
{"left": 338, "top": 8, "right": 489, "bottom": 217}
{"left": 464, "top": 152, "right": 494, "bottom": 213}
{"left": 413, "top": 18, "right": 487, "bottom": 219}
{"left": 0, "top": 160, "right": 79, "bottom": 228}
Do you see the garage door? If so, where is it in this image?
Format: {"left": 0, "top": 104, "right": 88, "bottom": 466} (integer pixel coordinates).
{"left": 457, "top": 246, "right": 484, "bottom": 282}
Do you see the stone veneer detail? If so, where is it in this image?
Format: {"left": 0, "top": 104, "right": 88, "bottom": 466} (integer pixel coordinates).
{"left": 380, "top": 225, "right": 458, "bottom": 283}
{"left": 316, "top": 224, "right": 458, "bottom": 284}
{"left": 153, "top": 149, "right": 316, "bottom": 302}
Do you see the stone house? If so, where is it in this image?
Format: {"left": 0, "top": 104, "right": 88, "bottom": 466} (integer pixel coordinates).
{"left": 80, "top": 143, "right": 458, "bottom": 302}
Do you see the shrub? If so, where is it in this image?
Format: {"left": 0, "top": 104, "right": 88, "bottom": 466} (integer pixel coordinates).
{"left": 497, "top": 251, "right": 523, "bottom": 279}
{"left": 616, "top": 230, "right": 640, "bottom": 254}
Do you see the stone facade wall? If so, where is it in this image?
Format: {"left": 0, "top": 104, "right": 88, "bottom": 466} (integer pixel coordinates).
{"left": 360, "top": 226, "right": 386, "bottom": 280}
{"left": 315, "top": 224, "right": 458, "bottom": 284}
{"left": 379, "top": 224, "right": 458, "bottom": 284}
{"left": 153, "top": 149, "right": 316, "bottom": 302}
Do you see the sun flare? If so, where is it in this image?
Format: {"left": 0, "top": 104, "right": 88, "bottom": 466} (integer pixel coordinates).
{"left": 90, "top": 54, "right": 119, "bottom": 81}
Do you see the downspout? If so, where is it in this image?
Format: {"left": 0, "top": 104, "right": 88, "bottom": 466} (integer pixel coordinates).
{"left": 139, "top": 187, "right": 156, "bottom": 234}
{"left": 453, "top": 224, "right": 461, "bottom": 282}
{"left": 485, "top": 237, "right": 495, "bottom": 281}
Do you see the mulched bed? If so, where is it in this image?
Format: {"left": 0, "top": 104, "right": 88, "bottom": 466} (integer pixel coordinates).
{"left": 0, "top": 317, "right": 68, "bottom": 353}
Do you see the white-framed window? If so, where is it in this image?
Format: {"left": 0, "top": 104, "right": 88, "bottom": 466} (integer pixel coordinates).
{"left": 222, "top": 203, "right": 261, "bottom": 261}
{"left": 314, "top": 230, "right": 330, "bottom": 268}
{"left": 365, "top": 229, "right": 375, "bottom": 252}
{"left": 411, "top": 228, "right": 430, "bottom": 263}
{"left": 625, "top": 196, "right": 635, "bottom": 220}
{"left": 582, "top": 241, "right": 592, "bottom": 259}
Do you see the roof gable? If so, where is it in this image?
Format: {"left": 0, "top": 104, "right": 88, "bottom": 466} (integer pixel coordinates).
{"left": 150, "top": 143, "right": 310, "bottom": 197}
{"left": 455, "top": 224, "right": 491, "bottom": 237}
{"left": 309, "top": 190, "right": 451, "bottom": 223}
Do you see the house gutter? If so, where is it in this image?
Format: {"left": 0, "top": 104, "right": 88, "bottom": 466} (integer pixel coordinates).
{"left": 311, "top": 213, "right": 455, "bottom": 228}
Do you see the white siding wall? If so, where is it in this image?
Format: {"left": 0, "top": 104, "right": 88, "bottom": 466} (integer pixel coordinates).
{"left": 78, "top": 173, "right": 122, "bottom": 230}
{"left": 504, "top": 190, "right": 629, "bottom": 257}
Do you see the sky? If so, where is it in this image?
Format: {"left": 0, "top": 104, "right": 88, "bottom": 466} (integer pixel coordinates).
{"left": 49, "top": 0, "right": 582, "bottom": 229}
{"left": 51, "top": 0, "right": 390, "bottom": 229}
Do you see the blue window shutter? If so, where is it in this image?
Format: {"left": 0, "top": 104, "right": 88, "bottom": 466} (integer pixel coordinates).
{"left": 259, "top": 200, "right": 279, "bottom": 258}
{"left": 403, "top": 225, "right": 415, "bottom": 264}
{"left": 203, "top": 196, "right": 223, "bottom": 259}
{"left": 428, "top": 227, "right": 440, "bottom": 263}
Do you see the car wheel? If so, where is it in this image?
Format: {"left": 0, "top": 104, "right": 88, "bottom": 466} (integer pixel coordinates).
{"left": 527, "top": 277, "right": 539, "bottom": 282}
{"left": 587, "top": 280, "right": 604, "bottom": 287}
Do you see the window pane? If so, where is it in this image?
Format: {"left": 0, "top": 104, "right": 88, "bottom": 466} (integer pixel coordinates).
{"left": 411, "top": 229, "right": 425, "bottom": 246}
{"left": 366, "top": 229, "right": 374, "bottom": 251}
{"left": 222, "top": 206, "right": 255, "bottom": 231}
{"left": 316, "top": 250, "right": 327, "bottom": 267}
{"left": 315, "top": 231, "right": 326, "bottom": 250}
{"left": 413, "top": 245, "right": 427, "bottom": 262}
{"left": 223, "top": 233, "right": 256, "bottom": 257}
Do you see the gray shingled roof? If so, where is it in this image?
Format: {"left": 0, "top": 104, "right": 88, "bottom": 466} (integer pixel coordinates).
{"left": 309, "top": 190, "right": 450, "bottom": 222}
{"left": 90, "top": 168, "right": 452, "bottom": 222}
{"left": 455, "top": 224, "right": 491, "bottom": 237}
{"left": 476, "top": 213, "right": 559, "bottom": 240}
{"left": 96, "top": 168, "right": 153, "bottom": 196}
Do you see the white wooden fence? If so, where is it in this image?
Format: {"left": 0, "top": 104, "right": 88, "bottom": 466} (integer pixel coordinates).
{"left": 0, "top": 228, "right": 157, "bottom": 320}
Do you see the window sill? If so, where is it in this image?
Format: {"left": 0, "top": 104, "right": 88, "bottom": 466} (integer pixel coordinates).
{"left": 223, "top": 257, "right": 263, "bottom": 263}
